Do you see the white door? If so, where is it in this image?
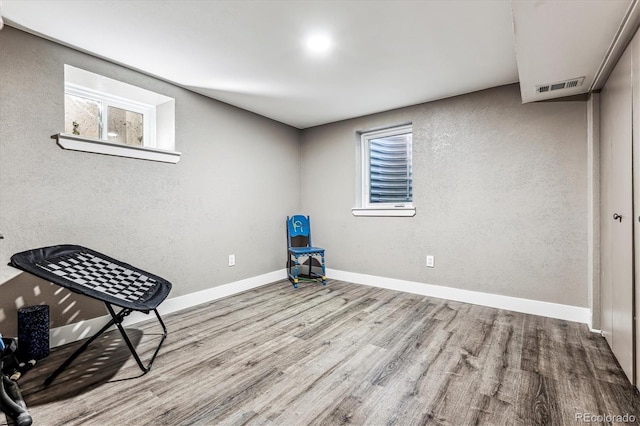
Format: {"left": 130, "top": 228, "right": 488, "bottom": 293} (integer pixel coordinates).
{"left": 601, "top": 44, "right": 634, "bottom": 383}
{"left": 632, "top": 31, "right": 640, "bottom": 389}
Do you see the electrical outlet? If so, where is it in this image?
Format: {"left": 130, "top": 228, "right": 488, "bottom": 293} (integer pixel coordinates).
{"left": 228, "top": 254, "right": 235, "bottom": 267}
{"left": 426, "top": 255, "right": 434, "bottom": 268}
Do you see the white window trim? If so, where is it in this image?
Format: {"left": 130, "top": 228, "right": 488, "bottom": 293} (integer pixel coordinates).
{"left": 53, "top": 133, "right": 181, "bottom": 164}
{"left": 353, "top": 124, "right": 415, "bottom": 217}
{"left": 62, "top": 65, "right": 177, "bottom": 161}
{"left": 351, "top": 207, "right": 416, "bottom": 217}
{"left": 65, "top": 83, "right": 157, "bottom": 148}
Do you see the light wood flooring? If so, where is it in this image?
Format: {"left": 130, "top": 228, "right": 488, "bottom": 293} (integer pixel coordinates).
{"left": 3, "top": 279, "right": 640, "bottom": 425}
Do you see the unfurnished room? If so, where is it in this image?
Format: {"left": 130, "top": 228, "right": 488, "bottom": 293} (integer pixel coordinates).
{"left": 1, "top": 0, "right": 640, "bottom": 425}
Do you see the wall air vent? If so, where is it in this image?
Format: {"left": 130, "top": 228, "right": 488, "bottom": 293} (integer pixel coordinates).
{"left": 536, "top": 77, "right": 585, "bottom": 94}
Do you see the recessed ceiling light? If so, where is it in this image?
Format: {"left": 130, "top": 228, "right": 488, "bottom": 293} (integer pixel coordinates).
{"left": 305, "top": 33, "right": 333, "bottom": 55}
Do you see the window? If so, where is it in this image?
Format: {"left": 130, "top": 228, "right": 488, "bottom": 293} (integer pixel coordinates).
{"left": 64, "top": 84, "right": 154, "bottom": 147}
{"left": 353, "top": 124, "right": 415, "bottom": 217}
{"left": 56, "top": 65, "right": 180, "bottom": 163}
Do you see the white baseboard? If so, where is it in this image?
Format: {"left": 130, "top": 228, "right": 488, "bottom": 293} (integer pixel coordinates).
{"left": 49, "top": 267, "right": 593, "bottom": 348}
{"left": 49, "top": 269, "right": 287, "bottom": 348}
{"left": 327, "top": 268, "right": 592, "bottom": 327}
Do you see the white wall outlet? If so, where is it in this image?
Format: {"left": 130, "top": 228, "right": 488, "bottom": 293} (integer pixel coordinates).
{"left": 426, "top": 255, "right": 435, "bottom": 268}
{"left": 228, "top": 254, "right": 235, "bottom": 267}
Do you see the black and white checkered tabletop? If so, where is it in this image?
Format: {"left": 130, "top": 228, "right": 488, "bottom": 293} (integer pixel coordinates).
{"left": 36, "top": 251, "right": 157, "bottom": 304}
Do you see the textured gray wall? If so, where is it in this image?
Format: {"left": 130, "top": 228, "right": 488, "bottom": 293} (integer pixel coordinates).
{"left": 0, "top": 27, "right": 590, "bottom": 340}
{"left": 0, "top": 27, "right": 300, "bottom": 334}
{"left": 300, "top": 84, "right": 588, "bottom": 307}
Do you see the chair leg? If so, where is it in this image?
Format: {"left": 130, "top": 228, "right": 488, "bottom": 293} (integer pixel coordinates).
{"left": 321, "top": 252, "right": 326, "bottom": 285}
{"left": 44, "top": 310, "right": 122, "bottom": 386}
{"left": 44, "top": 303, "right": 168, "bottom": 386}
{"left": 293, "top": 254, "right": 299, "bottom": 288}
{"left": 105, "top": 304, "right": 167, "bottom": 374}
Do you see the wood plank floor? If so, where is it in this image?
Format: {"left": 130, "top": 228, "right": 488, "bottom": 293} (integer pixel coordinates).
{"left": 4, "top": 279, "right": 640, "bottom": 425}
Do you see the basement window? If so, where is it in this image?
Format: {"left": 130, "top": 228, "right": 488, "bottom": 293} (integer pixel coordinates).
{"left": 65, "top": 85, "right": 152, "bottom": 147}
{"left": 55, "top": 65, "right": 180, "bottom": 163}
{"left": 352, "top": 124, "right": 415, "bottom": 217}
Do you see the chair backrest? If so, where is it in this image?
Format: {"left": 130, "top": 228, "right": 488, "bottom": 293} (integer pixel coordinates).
{"left": 287, "top": 215, "right": 313, "bottom": 248}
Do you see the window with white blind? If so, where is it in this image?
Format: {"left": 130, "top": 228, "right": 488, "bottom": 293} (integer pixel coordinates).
{"left": 353, "top": 124, "right": 415, "bottom": 217}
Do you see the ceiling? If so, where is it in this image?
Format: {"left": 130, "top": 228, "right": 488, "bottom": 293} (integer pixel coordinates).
{"left": 1, "top": 0, "right": 637, "bottom": 129}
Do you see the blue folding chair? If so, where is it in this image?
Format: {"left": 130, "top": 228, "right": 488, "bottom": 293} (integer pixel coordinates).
{"left": 287, "top": 215, "right": 326, "bottom": 288}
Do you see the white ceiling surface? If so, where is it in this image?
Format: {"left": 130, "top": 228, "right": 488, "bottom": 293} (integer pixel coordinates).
{"left": 512, "top": 0, "right": 633, "bottom": 103}
{"left": 1, "top": 1, "right": 634, "bottom": 129}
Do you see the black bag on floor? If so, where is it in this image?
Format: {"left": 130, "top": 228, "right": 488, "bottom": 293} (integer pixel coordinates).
{"left": 0, "top": 334, "right": 32, "bottom": 426}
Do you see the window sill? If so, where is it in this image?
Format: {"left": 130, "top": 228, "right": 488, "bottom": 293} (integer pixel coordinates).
{"left": 351, "top": 207, "right": 416, "bottom": 217}
{"left": 53, "top": 133, "right": 181, "bottom": 163}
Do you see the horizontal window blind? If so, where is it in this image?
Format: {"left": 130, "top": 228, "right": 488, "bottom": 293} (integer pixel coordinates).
{"left": 368, "top": 132, "right": 412, "bottom": 204}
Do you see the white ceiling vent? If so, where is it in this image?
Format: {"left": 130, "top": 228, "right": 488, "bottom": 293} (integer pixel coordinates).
{"left": 536, "top": 77, "right": 585, "bottom": 94}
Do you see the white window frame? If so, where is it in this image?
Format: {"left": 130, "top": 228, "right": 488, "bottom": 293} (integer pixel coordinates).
{"left": 56, "top": 65, "right": 180, "bottom": 164}
{"left": 352, "top": 124, "right": 415, "bottom": 217}
{"left": 65, "top": 83, "right": 157, "bottom": 148}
